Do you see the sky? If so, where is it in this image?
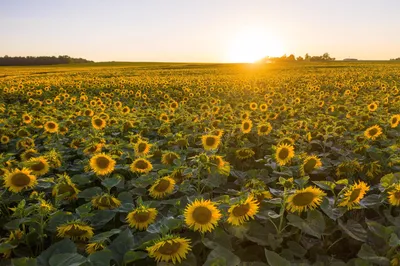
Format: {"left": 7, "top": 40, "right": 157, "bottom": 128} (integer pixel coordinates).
{"left": 1, "top": 0, "right": 400, "bottom": 62}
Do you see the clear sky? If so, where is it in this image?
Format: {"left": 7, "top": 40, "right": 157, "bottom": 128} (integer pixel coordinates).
{"left": 1, "top": 0, "right": 399, "bottom": 62}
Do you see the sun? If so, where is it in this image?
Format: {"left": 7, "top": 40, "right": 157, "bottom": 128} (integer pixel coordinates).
{"left": 227, "top": 29, "right": 284, "bottom": 63}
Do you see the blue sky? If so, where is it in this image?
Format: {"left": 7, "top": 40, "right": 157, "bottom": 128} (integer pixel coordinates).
{"left": 1, "top": 0, "right": 399, "bottom": 62}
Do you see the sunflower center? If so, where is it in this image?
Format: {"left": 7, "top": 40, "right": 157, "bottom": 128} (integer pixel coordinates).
{"left": 158, "top": 241, "right": 181, "bottom": 255}
{"left": 394, "top": 191, "right": 400, "bottom": 199}
{"left": 154, "top": 179, "right": 170, "bottom": 192}
{"left": 349, "top": 188, "right": 361, "bottom": 202}
{"left": 31, "top": 161, "right": 45, "bottom": 171}
{"left": 303, "top": 159, "right": 317, "bottom": 173}
{"left": 24, "top": 116, "right": 30, "bottom": 121}
{"left": 135, "top": 160, "right": 149, "bottom": 169}
{"left": 133, "top": 211, "right": 150, "bottom": 223}
{"left": 94, "top": 119, "right": 103, "bottom": 127}
{"left": 192, "top": 206, "right": 212, "bottom": 224}
{"left": 57, "top": 184, "right": 76, "bottom": 195}
{"left": 243, "top": 123, "right": 250, "bottom": 130}
{"left": 292, "top": 192, "right": 315, "bottom": 206}
{"left": 260, "top": 126, "right": 268, "bottom": 132}
{"left": 11, "top": 173, "right": 31, "bottom": 187}
{"left": 205, "top": 137, "right": 216, "bottom": 146}
{"left": 138, "top": 143, "right": 147, "bottom": 152}
{"left": 392, "top": 117, "right": 398, "bottom": 124}
{"left": 369, "top": 128, "right": 378, "bottom": 136}
{"left": 47, "top": 123, "right": 56, "bottom": 129}
{"left": 278, "top": 148, "right": 289, "bottom": 159}
{"left": 232, "top": 203, "right": 250, "bottom": 217}
{"left": 96, "top": 156, "right": 110, "bottom": 169}
{"left": 66, "top": 225, "right": 88, "bottom": 236}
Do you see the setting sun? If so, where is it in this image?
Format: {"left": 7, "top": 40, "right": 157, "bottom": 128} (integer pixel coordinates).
{"left": 227, "top": 29, "right": 284, "bottom": 63}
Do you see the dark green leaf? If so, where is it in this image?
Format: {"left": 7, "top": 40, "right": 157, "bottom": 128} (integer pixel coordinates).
{"left": 338, "top": 219, "right": 367, "bottom": 242}
{"left": 37, "top": 239, "right": 76, "bottom": 266}
{"left": 123, "top": 251, "right": 147, "bottom": 263}
{"left": 89, "top": 210, "right": 116, "bottom": 227}
{"left": 204, "top": 245, "right": 241, "bottom": 266}
{"left": 101, "top": 177, "right": 121, "bottom": 190}
{"left": 357, "top": 244, "right": 390, "bottom": 265}
{"left": 49, "top": 253, "right": 87, "bottom": 266}
{"left": 108, "top": 228, "right": 134, "bottom": 264}
{"left": 264, "top": 249, "right": 291, "bottom": 266}
{"left": 78, "top": 187, "right": 103, "bottom": 199}
{"left": 12, "top": 258, "right": 37, "bottom": 266}
{"left": 87, "top": 249, "right": 113, "bottom": 266}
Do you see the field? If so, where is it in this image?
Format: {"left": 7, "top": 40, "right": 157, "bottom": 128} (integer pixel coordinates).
{"left": 0, "top": 61, "right": 400, "bottom": 266}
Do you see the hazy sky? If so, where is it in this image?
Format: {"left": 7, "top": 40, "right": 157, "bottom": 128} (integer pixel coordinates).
{"left": 1, "top": 0, "right": 399, "bottom": 62}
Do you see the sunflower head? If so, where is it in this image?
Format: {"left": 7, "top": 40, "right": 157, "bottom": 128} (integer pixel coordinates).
{"left": 27, "top": 156, "right": 50, "bottom": 176}
{"left": 227, "top": 196, "right": 259, "bottom": 226}
{"left": 201, "top": 135, "right": 221, "bottom": 151}
{"left": 134, "top": 140, "right": 151, "bottom": 156}
{"left": 275, "top": 143, "right": 295, "bottom": 166}
{"left": 364, "top": 125, "right": 383, "bottom": 140}
{"left": 44, "top": 121, "right": 59, "bottom": 133}
{"left": 89, "top": 153, "right": 116, "bottom": 176}
{"left": 57, "top": 220, "right": 94, "bottom": 241}
{"left": 241, "top": 119, "right": 253, "bottom": 134}
{"left": 287, "top": 186, "right": 326, "bottom": 213}
{"left": 126, "top": 205, "right": 158, "bottom": 230}
{"left": 388, "top": 184, "right": 400, "bottom": 206}
{"left": 0, "top": 135, "right": 10, "bottom": 144}
{"left": 86, "top": 242, "right": 105, "bottom": 254}
{"left": 338, "top": 181, "right": 370, "bottom": 209}
{"left": 91, "top": 116, "right": 107, "bottom": 130}
{"left": 390, "top": 114, "right": 400, "bottom": 128}
{"left": 161, "top": 151, "right": 180, "bottom": 165}
{"left": 257, "top": 123, "right": 272, "bottom": 136}
{"left": 91, "top": 193, "right": 121, "bottom": 210}
{"left": 300, "top": 155, "right": 322, "bottom": 176}
{"left": 3, "top": 168, "right": 37, "bottom": 193}
{"left": 184, "top": 199, "right": 221, "bottom": 233}
{"left": 149, "top": 176, "right": 175, "bottom": 199}
{"left": 146, "top": 235, "right": 191, "bottom": 264}
{"left": 130, "top": 158, "right": 153, "bottom": 174}
{"left": 235, "top": 148, "right": 255, "bottom": 160}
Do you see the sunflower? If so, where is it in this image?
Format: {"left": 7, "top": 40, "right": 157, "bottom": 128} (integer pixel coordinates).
{"left": 130, "top": 158, "right": 153, "bottom": 174}
{"left": 159, "top": 113, "right": 170, "bottom": 123}
{"left": 300, "top": 155, "right": 322, "bottom": 175}
{"left": 43, "top": 121, "right": 59, "bottom": 133}
{"left": 252, "top": 189, "right": 273, "bottom": 203}
{"left": 364, "top": 125, "right": 383, "bottom": 140}
{"left": 52, "top": 174, "right": 80, "bottom": 200}
{"left": 126, "top": 205, "right": 158, "bottom": 230}
{"left": 57, "top": 221, "right": 94, "bottom": 241}
{"left": 89, "top": 153, "right": 116, "bottom": 176}
{"left": 149, "top": 176, "right": 175, "bottom": 199}
{"left": 146, "top": 235, "right": 191, "bottom": 264}
{"left": 227, "top": 196, "right": 259, "bottom": 226}
{"left": 235, "top": 148, "right": 255, "bottom": 160}
{"left": 275, "top": 143, "right": 295, "bottom": 166}
{"left": 134, "top": 140, "right": 151, "bottom": 156}
{"left": 390, "top": 114, "right": 400, "bottom": 128}
{"left": 259, "top": 103, "right": 268, "bottom": 112}
{"left": 286, "top": 186, "right": 326, "bottom": 213}
{"left": 184, "top": 199, "right": 221, "bottom": 233}
{"left": 91, "top": 194, "right": 121, "bottom": 210}
{"left": 22, "top": 114, "right": 32, "bottom": 124}
{"left": 338, "top": 181, "right": 370, "bottom": 209}
{"left": 388, "top": 184, "right": 400, "bottom": 206}
{"left": 91, "top": 116, "right": 107, "bottom": 130}
{"left": 3, "top": 168, "right": 37, "bottom": 193}
{"left": 241, "top": 119, "right": 253, "bottom": 134}
{"left": 201, "top": 135, "right": 221, "bottom": 150}
{"left": 367, "top": 102, "right": 378, "bottom": 112}
{"left": 257, "top": 122, "right": 272, "bottom": 136}
{"left": 27, "top": 156, "right": 50, "bottom": 176}
{"left": 0, "top": 135, "right": 10, "bottom": 144}
{"left": 86, "top": 242, "right": 105, "bottom": 254}
{"left": 249, "top": 102, "right": 258, "bottom": 110}
{"left": 209, "top": 155, "right": 226, "bottom": 168}
{"left": 161, "top": 151, "right": 180, "bottom": 165}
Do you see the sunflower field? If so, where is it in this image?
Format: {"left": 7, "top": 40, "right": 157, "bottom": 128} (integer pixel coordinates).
{"left": 0, "top": 62, "right": 400, "bottom": 266}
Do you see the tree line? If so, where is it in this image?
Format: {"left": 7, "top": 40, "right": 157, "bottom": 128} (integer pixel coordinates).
{"left": 0, "top": 55, "right": 93, "bottom": 66}
{"left": 259, "top": 53, "right": 335, "bottom": 63}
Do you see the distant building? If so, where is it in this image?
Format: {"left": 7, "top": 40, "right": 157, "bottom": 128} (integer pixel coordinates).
{"left": 343, "top": 58, "right": 358, "bottom": 61}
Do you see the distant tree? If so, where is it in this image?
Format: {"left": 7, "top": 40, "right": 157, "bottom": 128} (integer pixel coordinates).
{"left": 0, "top": 55, "right": 93, "bottom": 66}
{"left": 305, "top": 53, "right": 311, "bottom": 61}
{"left": 287, "top": 54, "right": 296, "bottom": 61}
{"left": 297, "top": 56, "right": 304, "bottom": 61}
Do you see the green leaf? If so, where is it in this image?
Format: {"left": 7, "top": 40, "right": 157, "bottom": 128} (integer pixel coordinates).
{"left": 389, "top": 233, "right": 400, "bottom": 247}
{"left": 357, "top": 244, "right": 390, "bottom": 265}
{"left": 91, "top": 229, "right": 121, "bottom": 242}
{"left": 360, "top": 194, "right": 382, "bottom": 208}
{"left": 338, "top": 219, "right": 367, "bottom": 242}
{"left": 313, "top": 181, "right": 335, "bottom": 191}
{"left": 87, "top": 249, "right": 113, "bottom": 266}
{"left": 287, "top": 241, "right": 306, "bottom": 258}
{"left": 0, "top": 242, "right": 16, "bottom": 253}
{"left": 49, "top": 253, "right": 87, "bottom": 266}
{"left": 12, "top": 258, "right": 37, "bottom": 266}
{"left": 101, "top": 177, "right": 121, "bottom": 190}
{"left": 380, "top": 173, "right": 400, "bottom": 188}
{"left": 320, "top": 198, "right": 345, "bottom": 221}
{"left": 123, "top": 251, "right": 147, "bottom": 263}
{"left": 78, "top": 187, "right": 103, "bottom": 199}
{"left": 366, "top": 220, "right": 393, "bottom": 241}
{"left": 264, "top": 249, "right": 291, "bottom": 266}
{"left": 204, "top": 245, "right": 241, "bottom": 266}
{"left": 89, "top": 210, "right": 116, "bottom": 228}
{"left": 46, "top": 212, "right": 73, "bottom": 232}
{"left": 37, "top": 239, "right": 76, "bottom": 266}
{"left": 287, "top": 210, "right": 325, "bottom": 238}
{"left": 108, "top": 228, "right": 135, "bottom": 264}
